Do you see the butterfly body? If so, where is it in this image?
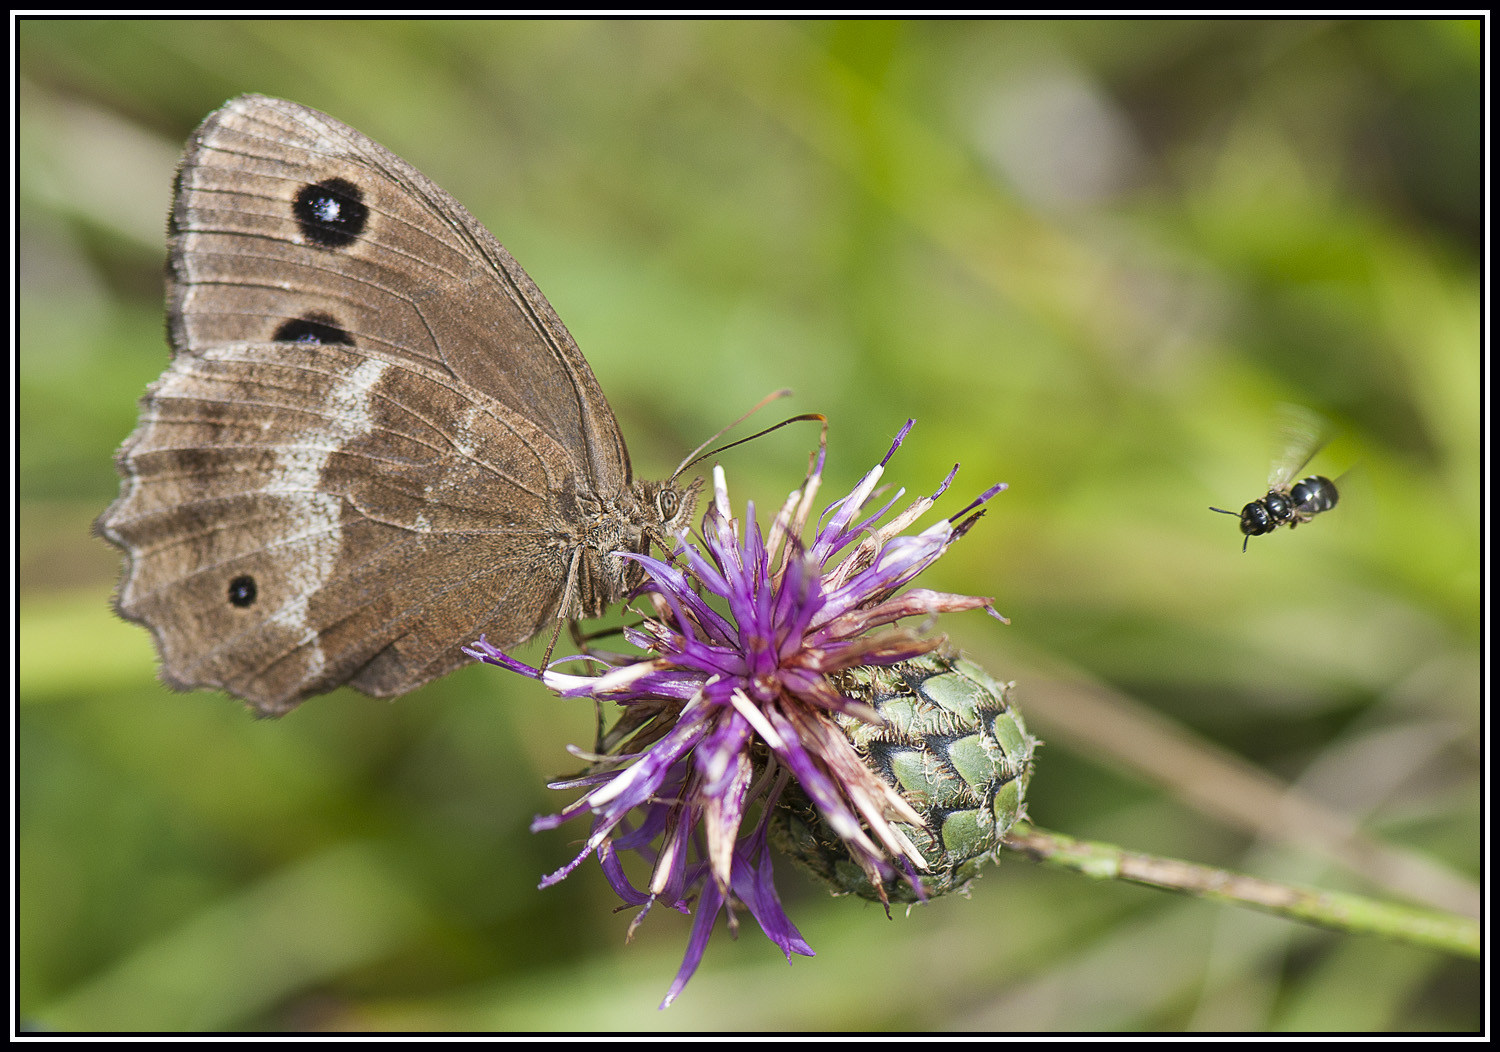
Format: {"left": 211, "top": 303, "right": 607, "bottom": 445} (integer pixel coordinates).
{"left": 98, "top": 95, "right": 697, "bottom": 714}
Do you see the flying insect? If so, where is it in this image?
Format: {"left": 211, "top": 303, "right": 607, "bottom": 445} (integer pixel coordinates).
{"left": 1210, "top": 408, "right": 1339, "bottom": 552}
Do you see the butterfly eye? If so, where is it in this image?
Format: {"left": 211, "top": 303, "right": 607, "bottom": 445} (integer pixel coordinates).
{"left": 657, "top": 489, "right": 680, "bottom": 520}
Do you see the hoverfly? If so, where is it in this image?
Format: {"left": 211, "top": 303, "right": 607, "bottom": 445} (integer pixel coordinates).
{"left": 1211, "top": 407, "right": 1339, "bottom": 552}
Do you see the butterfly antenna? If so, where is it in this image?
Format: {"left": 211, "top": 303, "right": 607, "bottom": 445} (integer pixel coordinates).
{"left": 676, "top": 412, "right": 828, "bottom": 478}
{"left": 671, "top": 389, "right": 791, "bottom": 479}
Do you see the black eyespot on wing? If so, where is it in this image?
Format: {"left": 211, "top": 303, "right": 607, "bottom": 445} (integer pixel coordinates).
{"left": 274, "top": 314, "right": 354, "bottom": 347}
{"left": 293, "top": 177, "right": 368, "bottom": 248}
{"left": 228, "top": 575, "right": 257, "bottom": 608}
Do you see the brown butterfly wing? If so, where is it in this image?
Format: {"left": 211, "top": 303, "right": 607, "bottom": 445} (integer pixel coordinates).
{"left": 100, "top": 341, "right": 581, "bottom": 714}
{"left": 168, "top": 94, "right": 632, "bottom": 489}
{"left": 99, "top": 95, "right": 637, "bottom": 713}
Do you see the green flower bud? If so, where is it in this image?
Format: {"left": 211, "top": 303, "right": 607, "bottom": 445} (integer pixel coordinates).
{"left": 771, "top": 647, "right": 1037, "bottom": 903}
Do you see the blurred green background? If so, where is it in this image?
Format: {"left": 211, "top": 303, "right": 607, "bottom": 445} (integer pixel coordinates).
{"left": 18, "top": 18, "right": 1480, "bottom": 1032}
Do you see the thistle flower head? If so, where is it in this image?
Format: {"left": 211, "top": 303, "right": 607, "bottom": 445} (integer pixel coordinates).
{"left": 467, "top": 420, "right": 1006, "bottom": 1008}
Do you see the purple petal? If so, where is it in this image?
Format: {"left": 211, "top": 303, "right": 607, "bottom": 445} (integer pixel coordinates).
{"left": 881, "top": 419, "right": 915, "bottom": 466}
{"left": 658, "top": 876, "right": 725, "bottom": 1010}
{"left": 463, "top": 638, "right": 540, "bottom": 677}
{"left": 733, "top": 818, "right": 816, "bottom": 961}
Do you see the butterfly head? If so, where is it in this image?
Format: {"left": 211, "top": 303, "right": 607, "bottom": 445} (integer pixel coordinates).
{"left": 639, "top": 474, "right": 703, "bottom": 553}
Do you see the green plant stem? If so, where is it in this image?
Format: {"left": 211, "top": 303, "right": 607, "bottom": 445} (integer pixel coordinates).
{"left": 1001, "top": 822, "right": 1479, "bottom": 960}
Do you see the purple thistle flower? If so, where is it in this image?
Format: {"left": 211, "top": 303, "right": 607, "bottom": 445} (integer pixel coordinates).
{"left": 466, "top": 420, "right": 1006, "bottom": 1008}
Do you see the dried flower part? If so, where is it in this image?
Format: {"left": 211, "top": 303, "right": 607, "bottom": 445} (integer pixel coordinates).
{"left": 771, "top": 647, "right": 1036, "bottom": 903}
